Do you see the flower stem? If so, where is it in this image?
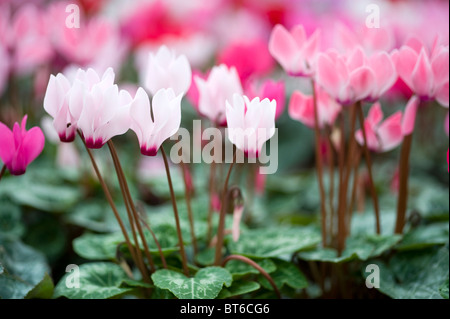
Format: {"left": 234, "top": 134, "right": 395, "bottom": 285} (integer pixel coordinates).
{"left": 160, "top": 147, "right": 189, "bottom": 276}
{"left": 107, "top": 141, "right": 156, "bottom": 273}
{"left": 356, "top": 103, "right": 381, "bottom": 234}
{"left": 78, "top": 133, "right": 148, "bottom": 282}
{"left": 326, "top": 128, "right": 335, "bottom": 244}
{"left": 180, "top": 161, "right": 198, "bottom": 257}
{"left": 222, "top": 255, "right": 281, "bottom": 299}
{"left": 348, "top": 148, "right": 362, "bottom": 222}
{"left": 207, "top": 156, "right": 217, "bottom": 242}
{"left": 0, "top": 165, "right": 6, "bottom": 182}
{"left": 311, "top": 81, "right": 328, "bottom": 247}
{"left": 214, "top": 149, "right": 237, "bottom": 266}
{"left": 395, "top": 134, "right": 413, "bottom": 234}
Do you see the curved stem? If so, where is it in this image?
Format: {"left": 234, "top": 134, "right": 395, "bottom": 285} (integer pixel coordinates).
{"left": 214, "top": 150, "right": 237, "bottom": 266}
{"left": 356, "top": 104, "right": 381, "bottom": 234}
{"left": 222, "top": 255, "right": 281, "bottom": 299}
{"left": 180, "top": 161, "right": 198, "bottom": 257}
{"left": 0, "top": 165, "right": 6, "bottom": 182}
{"left": 107, "top": 141, "right": 155, "bottom": 273}
{"left": 395, "top": 134, "right": 413, "bottom": 234}
{"left": 78, "top": 133, "right": 147, "bottom": 281}
{"left": 160, "top": 147, "right": 189, "bottom": 276}
{"left": 311, "top": 80, "right": 328, "bottom": 247}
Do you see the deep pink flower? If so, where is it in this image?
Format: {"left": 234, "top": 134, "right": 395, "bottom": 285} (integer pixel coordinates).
{"left": 355, "top": 103, "right": 404, "bottom": 153}
{"left": 269, "top": 24, "right": 320, "bottom": 77}
{"left": 316, "top": 47, "right": 397, "bottom": 105}
{"left": 246, "top": 79, "right": 286, "bottom": 120}
{"left": 0, "top": 116, "right": 45, "bottom": 176}
{"left": 226, "top": 94, "right": 276, "bottom": 158}
{"left": 218, "top": 38, "right": 274, "bottom": 84}
{"left": 391, "top": 39, "right": 449, "bottom": 107}
{"left": 289, "top": 85, "right": 341, "bottom": 129}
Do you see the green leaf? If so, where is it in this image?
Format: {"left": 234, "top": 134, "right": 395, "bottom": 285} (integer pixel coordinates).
{"left": 440, "top": 279, "right": 449, "bottom": 299}
{"left": 229, "top": 227, "right": 321, "bottom": 259}
{"left": 225, "top": 259, "right": 276, "bottom": 279}
{"left": 54, "top": 262, "right": 133, "bottom": 299}
{"left": 25, "top": 273, "right": 54, "bottom": 299}
{"left": 218, "top": 281, "right": 261, "bottom": 299}
{"left": 299, "top": 234, "right": 402, "bottom": 263}
{"left": 396, "top": 223, "right": 449, "bottom": 251}
{"left": 151, "top": 267, "right": 233, "bottom": 299}
{"left": 374, "top": 246, "right": 449, "bottom": 299}
{"left": 0, "top": 237, "right": 50, "bottom": 299}
{"left": 258, "top": 259, "right": 308, "bottom": 291}
{"left": 0, "top": 200, "right": 24, "bottom": 238}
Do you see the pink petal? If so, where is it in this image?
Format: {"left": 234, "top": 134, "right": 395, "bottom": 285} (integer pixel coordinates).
{"left": 0, "top": 121, "right": 14, "bottom": 166}
{"left": 369, "top": 52, "right": 397, "bottom": 99}
{"left": 436, "top": 82, "right": 449, "bottom": 107}
{"left": 288, "top": 91, "right": 315, "bottom": 128}
{"left": 432, "top": 48, "right": 449, "bottom": 88}
{"left": 377, "top": 112, "right": 403, "bottom": 152}
{"left": 20, "top": 126, "right": 45, "bottom": 168}
{"left": 366, "top": 102, "right": 384, "bottom": 127}
{"left": 392, "top": 47, "right": 418, "bottom": 90}
{"left": 411, "top": 48, "right": 434, "bottom": 98}
{"left": 291, "top": 25, "right": 307, "bottom": 48}
{"left": 347, "top": 47, "right": 366, "bottom": 73}
{"left": 349, "top": 67, "right": 376, "bottom": 102}
{"left": 269, "top": 25, "right": 297, "bottom": 72}
{"left": 402, "top": 95, "right": 420, "bottom": 136}
{"left": 355, "top": 121, "right": 379, "bottom": 151}
{"left": 316, "top": 53, "right": 342, "bottom": 100}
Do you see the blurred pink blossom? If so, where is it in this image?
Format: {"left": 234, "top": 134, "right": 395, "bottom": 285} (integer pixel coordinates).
{"left": 246, "top": 79, "right": 285, "bottom": 120}
{"left": 0, "top": 115, "right": 45, "bottom": 175}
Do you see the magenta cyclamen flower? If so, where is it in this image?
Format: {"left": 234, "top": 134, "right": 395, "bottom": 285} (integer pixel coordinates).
{"left": 355, "top": 103, "right": 404, "bottom": 153}
{"left": 391, "top": 40, "right": 449, "bottom": 107}
{"left": 316, "top": 47, "right": 397, "bottom": 105}
{"left": 130, "top": 88, "right": 182, "bottom": 156}
{"left": 226, "top": 94, "right": 276, "bottom": 158}
{"left": 269, "top": 24, "right": 320, "bottom": 77}
{"left": 289, "top": 85, "right": 342, "bottom": 129}
{"left": 0, "top": 116, "right": 45, "bottom": 175}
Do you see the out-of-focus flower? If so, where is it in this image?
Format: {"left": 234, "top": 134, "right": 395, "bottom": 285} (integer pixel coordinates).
{"left": 144, "top": 45, "right": 192, "bottom": 96}
{"left": 335, "top": 23, "right": 395, "bottom": 54}
{"left": 246, "top": 79, "right": 285, "bottom": 120}
{"left": 355, "top": 103, "right": 404, "bottom": 153}
{"left": 392, "top": 40, "right": 449, "bottom": 107}
{"left": 316, "top": 47, "right": 397, "bottom": 105}
{"left": 226, "top": 94, "right": 276, "bottom": 158}
{"left": 269, "top": 24, "right": 320, "bottom": 77}
{"left": 289, "top": 85, "right": 341, "bottom": 129}
{"left": 218, "top": 38, "right": 274, "bottom": 84}
{"left": 195, "top": 65, "right": 243, "bottom": 125}
{"left": 0, "top": 115, "right": 45, "bottom": 175}
{"left": 130, "top": 87, "right": 182, "bottom": 156}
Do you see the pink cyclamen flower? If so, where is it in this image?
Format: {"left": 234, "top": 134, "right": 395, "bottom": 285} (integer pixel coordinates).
{"left": 70, "top": 68, "right": 133, "bottom": 148}
{"left": 226, "top": 94, "right": 276, "bottom": 158}
{"left": 195, "top": 65, "right": 243, "bottom": 126}
{"left": 289, "top": 85, "right": 342, "bottom": 129}
{"left": 391, "top": 40, "right": 449, "bottom": 107}
{"left": 130, "top": 87, "right": 182, "bottom": 156}
{"left": 0, "top": 116, "right": 45, "bottom": 176}
{"left": 355, "top": 103, "right": 404, "bottom": 153}
{"left": 269, "top": 24, "right": 320, "bottom": 77}
{"left": 402, "top": 96, "right": 420, "bottom": 137}
{"left": 144, "top": 45, "right": 192, "bottom": 96}
{"left": 316, "top": 47, "right": 397, "bottom": 105}
{"left": 246, "top": 79, "right": 286, "bottom": 120}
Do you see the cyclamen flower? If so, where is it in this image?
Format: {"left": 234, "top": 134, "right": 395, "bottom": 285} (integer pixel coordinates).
{"left": 269, "top": 24, "right": 320, "bottom": 77}
{"left": 226, "top": 94, "right": 276, "bottom": 158}
{"left": 391, "top": 40, "right": 449, "bottom": 107}
{"left": 144, "top": 45, "right": 192, "bottom": 96}
{"left": 0, "top": 116, "right": 45, "bottom": 176}
{"left": 316, "top": 47, "right": 397, "bottom": 105}
{"left": 195, "top": 65, "right": 243, "bottom": 126}
{"left": 353, "top": 99, "right": 420, "bottom": 153}
{"left": 130, "top": 88, "right": 182, "bottom": 156}
{"left": 289, "top": 85, "right": 342, "bottom": 129}
{"left": 246, "top": 79, "right": 286, "bottom": 120}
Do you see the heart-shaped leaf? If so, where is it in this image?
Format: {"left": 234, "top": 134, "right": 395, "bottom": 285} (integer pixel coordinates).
{"left": 53, "top": 262, "right": 133, "bottom": 299}
{"left": 396, "top": 223, "right": 449, "bottom": 251}
{"left": 151, "top": 267, "right": 232, "bottom": 299}
{"left": 229, "top": 227, "right": 321, "bottom": 259}
{"left": 258, "top": 259, "right": 308, "bottom": 291}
